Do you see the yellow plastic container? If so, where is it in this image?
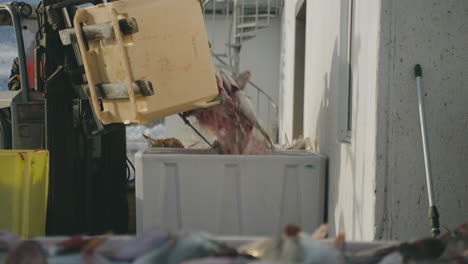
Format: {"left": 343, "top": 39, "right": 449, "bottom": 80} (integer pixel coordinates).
{"left": 0, "top": 150, "right": 49, "bottom": 238}
{"left": 74, "top": 0, "right": 219, "bottom": 125}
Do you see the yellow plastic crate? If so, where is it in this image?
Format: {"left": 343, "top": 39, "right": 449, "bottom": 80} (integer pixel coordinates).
{"left": 0, "top": 150, "right": 49, "bottom": 238}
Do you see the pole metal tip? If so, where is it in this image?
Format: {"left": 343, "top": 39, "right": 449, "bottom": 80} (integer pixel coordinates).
{"left": 429, "top": 206, "right": 440, "bottom": 237}
{"left": 415, "top": 64, "right": 422, "bottom": 78}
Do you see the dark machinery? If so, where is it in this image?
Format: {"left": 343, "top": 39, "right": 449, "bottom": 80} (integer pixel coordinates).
{"left": 0, "top": 0, "right": 128, "bottom": 235}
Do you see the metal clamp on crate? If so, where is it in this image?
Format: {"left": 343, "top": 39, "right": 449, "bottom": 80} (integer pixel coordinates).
{"left": 59, "top": 17, "right": 139, "bottom": 46}
{"left": 62, "top": 13, "right": 148, "bottom": 102}
{"left": 73, "top": 5, "right": 148, "bottom": 123}
{"left": 81, "top": 80, "right": 154, "bottom": 99}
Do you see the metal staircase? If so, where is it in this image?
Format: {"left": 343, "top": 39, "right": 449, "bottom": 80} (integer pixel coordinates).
{"left": 202, "top": 0, "right": 282, "bottom": 141}
{"left": 203, "top": 0, "right": 282, "bottom": 74}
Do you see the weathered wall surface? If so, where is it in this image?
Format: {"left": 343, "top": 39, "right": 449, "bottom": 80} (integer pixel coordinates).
{"left": 376, "top": 0, "right": 468, "bottom": 240}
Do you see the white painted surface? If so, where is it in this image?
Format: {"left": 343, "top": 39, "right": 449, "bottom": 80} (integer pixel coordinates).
{"left": 135, "top": 149, "right": 326, "bottom": 236}
{"left": 280, "top": 0, "right": 381, "bottom": 240}
{"left": 305, "top": 0, "right": 380, "bottom": 241}
{"left": 280, "top": 0, "right": 468, "bottom": 240}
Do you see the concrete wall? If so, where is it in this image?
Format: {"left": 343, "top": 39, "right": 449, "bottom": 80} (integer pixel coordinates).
{"left": 375, "top": 0, "right": 468, "bottom": 240}
{"left": 280, "top": 0, "right": 468, "bottom": 241}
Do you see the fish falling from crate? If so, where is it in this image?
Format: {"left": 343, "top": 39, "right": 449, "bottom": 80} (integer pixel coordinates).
{"left": 283, "top": 134, "right": 313, "bottom": 151}
{"left": 182, "top": 69, "right": 274, "bottom": 155}
{"left": 142, "top": 135, "right": 185, "bottom": 148}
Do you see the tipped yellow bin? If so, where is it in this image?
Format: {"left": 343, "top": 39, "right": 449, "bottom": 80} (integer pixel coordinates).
{"left": 0, "top": 150, "right": 49, "bottom": 238}
{"left": 73, "top": 0, "right": 219, "bottom": 125}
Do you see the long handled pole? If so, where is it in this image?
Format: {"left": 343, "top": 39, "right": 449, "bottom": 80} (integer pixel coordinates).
{"left": 414, "top": 64, "right": 440, "bottom": 237}
{"left": 178, "top": 114, "right": 213, "bottom": 148}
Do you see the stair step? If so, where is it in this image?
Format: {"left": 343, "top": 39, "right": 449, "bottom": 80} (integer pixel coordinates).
{"left": 216, "top": 63, "right": 237, "bottom": 72}
{"left": 236, "top": 22, "right": 269, "bottom": 29}
{"left": 236, "top": 26, "right": 268, "bottom": 34}
{"left": 239, "top": 14, "right": 276, "bottom": 19}
{"left": 212, "top": 52, "right": 240, "bottom": 62}
{"left": 212, "top": 53, "right": 228, "bottom": 57}
{"left": 236, "top": 27, "right": 256, "bottom": 34}
{"left": 235, "top": 32, "right": 257, "bottom": 39}
{"left": 213, "top": 52, "right": 236, "bottom": 57}
{"left": 235, "top": 36, "right": 256, "bottom": 42}
{"left": 212, "top": 53, "right": 239, "bottom": 60}
{"left": 226, "top": 43, "right": 242, "bottom": 48}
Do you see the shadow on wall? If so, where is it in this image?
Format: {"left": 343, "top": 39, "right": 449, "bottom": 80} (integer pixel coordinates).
{"left": 313, "top": 28, "right": 363, "bottom": 238}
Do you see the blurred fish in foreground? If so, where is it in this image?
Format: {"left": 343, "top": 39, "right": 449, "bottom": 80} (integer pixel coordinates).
{"left": 0, "top": 222, "right": 467, "bottom": 264}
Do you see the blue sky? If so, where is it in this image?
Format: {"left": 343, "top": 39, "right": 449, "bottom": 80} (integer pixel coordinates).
{"left": 0, "top": 0, "right": 39, "bottom": 90}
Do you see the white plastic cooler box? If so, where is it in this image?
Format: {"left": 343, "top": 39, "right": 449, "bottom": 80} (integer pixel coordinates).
{"left": 135, "top": 149, "right": 327, "bottom": 236}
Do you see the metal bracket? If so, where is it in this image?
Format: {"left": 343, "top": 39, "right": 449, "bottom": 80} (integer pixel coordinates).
{"left": 81, "top": 80, "right": 154, "bottom": 99}
{"left": 59, "top": 18, "right": 139, "bottom": 45}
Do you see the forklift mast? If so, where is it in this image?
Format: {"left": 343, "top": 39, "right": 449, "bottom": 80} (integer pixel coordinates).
{"left": 41, "top": 0, "right": 129, "bottom": 235}
{"left": 1, "top": 0, "right": 129, "bottom": 235}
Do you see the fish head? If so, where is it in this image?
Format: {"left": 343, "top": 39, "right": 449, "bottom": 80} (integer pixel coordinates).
{"left": 235, "top": 70, "right": 252, "bottom": 91}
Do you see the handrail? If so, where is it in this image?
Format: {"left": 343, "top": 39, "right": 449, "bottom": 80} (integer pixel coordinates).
{"left": 203, "top": 0, "right": 282, "bottom": 13}
{"left": 202, "top": 0, "right": 212, "bottom": 8}
{"left": 205, "top": 0, "right": 280, "bottom": 142}
{"left": 212, "top": 53, "right": 278, "bottom": 111}
{"left": 247, "top": 80, "right": 277, "bottom": 111}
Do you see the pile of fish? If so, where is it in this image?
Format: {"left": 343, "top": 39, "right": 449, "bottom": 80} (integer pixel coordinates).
{"left": 1, "top": 222, "right": 467, "bottom": 264}
{"left": 182, "top": 69, "right": 274, "bottom": 155}
{"left": 142, "top": 136, "right": 185, "bottom": 148}
{"left": 140, "top": 69, "right": 316, "bottom": 154}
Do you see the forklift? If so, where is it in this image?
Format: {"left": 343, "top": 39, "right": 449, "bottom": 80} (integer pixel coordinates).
{"left": 0, "top": 0, "right": 216, "bottom": 236}
{"left": 0, "top": 0, "right": 131, "bottom": 235}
